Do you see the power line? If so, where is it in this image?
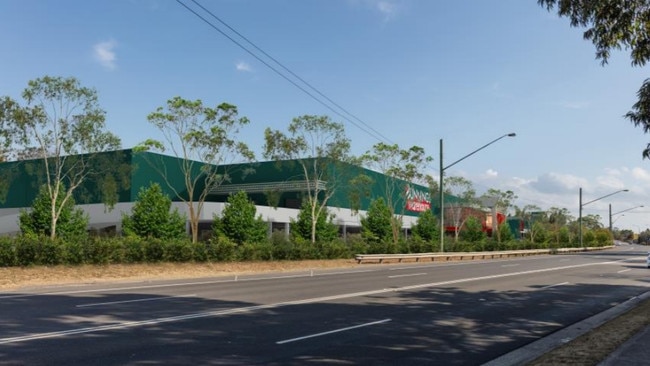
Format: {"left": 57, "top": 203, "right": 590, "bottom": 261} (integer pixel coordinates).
{"left": 174, "top": 0, "right": 394, "bottom": 144}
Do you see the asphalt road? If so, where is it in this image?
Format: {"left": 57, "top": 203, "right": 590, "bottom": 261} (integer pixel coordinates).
{"left": 1, "top": 245, "right": 649, "bottom": 365}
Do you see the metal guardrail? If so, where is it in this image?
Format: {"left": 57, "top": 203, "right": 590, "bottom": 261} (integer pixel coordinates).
{"left": 354, "top": 247, "right": 613, "bottom": 264}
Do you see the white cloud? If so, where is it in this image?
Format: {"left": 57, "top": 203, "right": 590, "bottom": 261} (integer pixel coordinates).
{"left": 93, "top": 40, "right": 117, "bottom": 70}
{"left": 236, "top": 61, "right": 252, "bottom": 72}
{"left": 631, "top": 167, "right": 650, "bottom": 182}
{"left": 483, "top": 169, "right": 498, "bottom": 178}
{"left": 377, "top": 1, "right": 395, "bottom": 16}
{"left": 529, "top": 172, "right": 586, "bottom": 194}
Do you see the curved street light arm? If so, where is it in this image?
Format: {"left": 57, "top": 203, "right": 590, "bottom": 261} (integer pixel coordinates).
{"left": 612, "top": 205, "right": 644, "bottom": 217}
{"left": 443, "top": 133, "right": 516, "bottom": 171}
{"left": 582, "top": 189, "right": 629, "bottom": 207}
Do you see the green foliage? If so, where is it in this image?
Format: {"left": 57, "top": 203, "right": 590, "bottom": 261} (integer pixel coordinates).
{"left": 217, "top": 191, "right": 267, "bottom": 245}
{"left": 361, "top": 198, "right": 393, "bottom": 244}
{"left": 594, "top": 229, "right": 613, "bottom": 247}
{"left": 122, "top": 183, "right": 186, "bottom": 240}
{"left": 318, "top": 239, "right": 352, "bottom": 259}
{"left": 557, "top": 226, "right": 572, "bottom": 246}
{"left": 412, "top": 210, "right": 438, "bottom": 242}
{"left": 19, "top": 184, "right": 88, "bottom": 240}
{"left": 291, "top": 201, "right": 338, "bottom": 243}
{"left": 583, "top": 230, "right": 596, "bottom": 246}
{"left": 263, "top": 114, "right": 354, "bottom": 244}
{"left": 531, "top": 222, "right": 549, "bottom": 244}
{"left": 361, "top": 142, "right": 433, "bottom": 244}
{"left": 2, "top": 76, "right": 122, "bottom": 239}
{"left": 498, "top": 222, "right": 514, "bottom": 242}
{"left": 539, "top": 1, "right": 650, "bottom": 157}
{"left": 460, "top": 216, "right": 486, "bottom": 243}
{"left": 404, "top": 236, "right": 433, "bottom": 253}
{"left": 206, "top": 236, "right": 238, "bottom": 261}
{"left": 140, "top": 96, "right": 254, "bottom": 243}
{"left": 0, "top": 237, "right": 16, "bottom": 266}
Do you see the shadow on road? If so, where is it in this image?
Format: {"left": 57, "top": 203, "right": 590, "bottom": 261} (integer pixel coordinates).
{"left": 1, "top": 268, "right": 649, "bottom": 365}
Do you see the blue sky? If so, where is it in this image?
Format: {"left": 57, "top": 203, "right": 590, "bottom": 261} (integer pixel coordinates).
{"left": 1, "top": 0, "right": 649, "bottom": 232}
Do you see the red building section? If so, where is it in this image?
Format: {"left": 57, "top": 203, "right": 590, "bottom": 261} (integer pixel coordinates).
{"left": 444, "top": 206, "right": 505, "bottom": 236}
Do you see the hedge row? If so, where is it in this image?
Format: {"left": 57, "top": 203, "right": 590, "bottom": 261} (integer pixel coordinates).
{"left": 0, "top": 233, "right": 610, "bottom": 268}
{"left": 0, "top": 233, "right": 361, "bottom": 267}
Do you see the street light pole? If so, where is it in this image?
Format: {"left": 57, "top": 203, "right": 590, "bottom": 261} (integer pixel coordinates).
{"left": 609, "top": 204, "right": 644, "bottom": 232}
{"left": 439, "top": 133, "right": 516, "bottom": 252}
{"left": 579, "top": 188, "right": 628, "bottom": 248}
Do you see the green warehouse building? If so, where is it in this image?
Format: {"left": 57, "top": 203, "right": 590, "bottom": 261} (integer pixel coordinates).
{"left": 0, "top": 149, "right": 444, "bottom": 239}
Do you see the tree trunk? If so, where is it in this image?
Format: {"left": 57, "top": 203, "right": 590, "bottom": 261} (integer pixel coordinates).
{"left": 310, "top": 203, "right": 317, "bottom": 244}
{"left": 189, "top": 204, "right": 198, "bottom": 243}
{"left": 50, "top": 197, "right": 57, "bottom": 240}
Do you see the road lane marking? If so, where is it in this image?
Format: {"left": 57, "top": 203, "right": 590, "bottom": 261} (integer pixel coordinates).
{"left": 501, "top": 264, "right": 520, "bottom": 268}
{"left": 76, "top": 294, "right": 197, "bottom": 308}
{"left": 388, "top": 273, "right": 427, "bottom": 278}
{"left": 540, "top": 282, "right": 569, "bottom": 290}
{"left": 0, "top": 259, "right": 622, "bottom": 345}
{"left": 0, "top": 269, "right": 380, "bottom": 299}
{"left": 276, "top": 319, "right": 391, "bottom": 345}
{"left": 617, "top": 269, "right": 631, "bottom": 273}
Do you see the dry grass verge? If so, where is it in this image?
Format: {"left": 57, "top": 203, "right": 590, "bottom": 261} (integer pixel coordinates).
{"left": 527, "top": 296, "right": 650, "bottom": 365}
{"left": 0, "top": 259, "right": 358, "bottom": 290}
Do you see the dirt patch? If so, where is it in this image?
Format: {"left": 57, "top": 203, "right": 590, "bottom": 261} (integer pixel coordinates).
{"left": 0, "top": 259, "right": 358, "bottom": 290}
{"left": 527, "top": 296, "right": 650, "bottom": 365}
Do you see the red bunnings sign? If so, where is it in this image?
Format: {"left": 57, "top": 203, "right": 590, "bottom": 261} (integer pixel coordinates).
{"left": 405, "top": 185, "right": 431, "bottom": 212}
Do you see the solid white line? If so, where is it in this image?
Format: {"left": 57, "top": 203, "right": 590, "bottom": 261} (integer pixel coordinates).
{"left": 617, "top": 269, "right": 631, "bottom": 274}
{"left": 276, "top": 319, "right": 391, "bottom": 345}
{"left": 540, "top": 282, "right": 569, "bottom": 290}
{"left": 388, "top": 273, "right": 427, "bottom": 278}
{"left": 0, "top": 269, "right": 380, "bottom": 300}
{"left": 76, "top": 294, "right": 197, "bottom": 308}
{"left": 311, "top": 269, "right": 376, "bottom": 276}
{"left": 0, "top": 260, "right": 622, "bottom": 345}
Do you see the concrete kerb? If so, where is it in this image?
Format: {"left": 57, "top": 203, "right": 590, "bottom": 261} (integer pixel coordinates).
{"left": 482, "top": 290, "right": 650, "bottom": 366}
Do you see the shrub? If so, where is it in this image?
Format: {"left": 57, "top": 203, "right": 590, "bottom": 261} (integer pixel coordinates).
{"left": 121, "top": 236, "right": 146, "bottom": 263}
{"left": 595, "top": 229, "right": 613, "bottom": 247}
{"left": 144, "top": 238, "right": 165, "bottom": 262}
{"left": 460, "top": 217, "right": 486, "bottom": 243}
{"left": 122, "top": 183, "right": 186, "bottom": 240}
{"left": 583, "top": 230, "right": 596, "bottom": 247}
{"left": 360, "top": 198, "right": 392, "bottom": 244}
{"left": 269, "top": 230, "right": 293, "bottom": 260}
{"left": 14, "top": 234, "right": 65, "bottom": 266}
{"left": 206, "top": 236, "right": 237, "bottom": 262}
{"left": 83, "top": 236, "right": 115, "bottom": 265}
{"left": 498, "top": 222, "right": 514, "bottom": 243}
{"left": 347, "top": 234, "right": 368, "bottom": 255}
{"left": 19, "top": 184, "right": 88, "bottom": 240}
{"left": 412, "top": 210, "right": 438, "bottom": 243}
{"left": 216, "top": 191, "right": 268, "bottom": 245}
{"left": 291, "top": 201, "right": 338, "bottom": 243}
{"left": 314, "top": 239, "right": 350, "bottom": 259}
{"left": 164, "top": 239, "right": 194, "bottom": 262}
{"left": 64, "top": 239, "right": 85, "bottom": 265}
{"left": 0, "top": 237, "right": 16, "bottom": 266}
{"left": 557, "top": 226, "right": 572, "bottom": 246}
